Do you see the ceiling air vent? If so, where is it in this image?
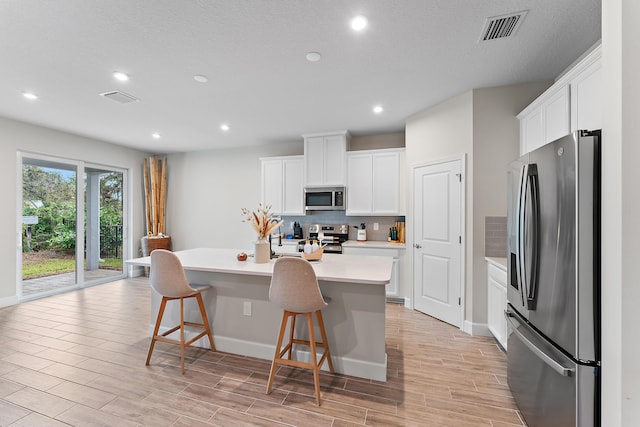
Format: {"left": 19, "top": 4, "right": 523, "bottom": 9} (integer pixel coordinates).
{"left": 99, "top": 90, "right": 139, "bottom": 104}
{"left": 479, "top": 10, "right": 528, "bottom": 42}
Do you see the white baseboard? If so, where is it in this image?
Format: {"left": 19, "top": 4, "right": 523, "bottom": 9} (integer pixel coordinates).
{"left": 463, "top": 320, "right": 491, "bottom": 336}
{"left": 0, "top": 295, "right": 19, "bottom": 309}
{"left": 129, "top": 267, "right": 145, "bottom": 278}
{"left": 403, "top": 297, "right": 412, "bottom": 309}
{"left": 149, "top": 325, "right": 387, "bottom": 382}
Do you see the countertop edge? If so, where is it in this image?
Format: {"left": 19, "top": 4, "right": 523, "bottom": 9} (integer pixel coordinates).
{"left": 485, "top": 257, "right": 507, "bottom": 270}
{"left": 342, "top": 240, "right": 406, "bottom": 249}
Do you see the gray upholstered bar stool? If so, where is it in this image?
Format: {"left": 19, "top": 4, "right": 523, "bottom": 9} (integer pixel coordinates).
{"left": 146, "top": 249, "right": 216, "bottom": 374}
{"left": 266, "top": 257, "right": 334, "bottom": 405}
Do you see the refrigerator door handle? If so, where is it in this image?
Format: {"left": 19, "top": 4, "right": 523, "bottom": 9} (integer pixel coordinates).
{"left": 505, "top": 310, "right": 574, "bottom": 377}
{"left": 525, "top": 164, "right": 540, "bottom": 310}
{"left": 517, "top": 164, "right": 540, "bottom": 311}
{"left": 516, "top": 165, "right": 527, "bottom": 307}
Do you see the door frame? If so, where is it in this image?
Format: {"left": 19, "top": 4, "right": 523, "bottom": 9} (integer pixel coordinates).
{"left": 410, "top": 154, "right": 466, "bottom": 329}
{"left": 16, "top": 151, "right": 129, "bottom": 300}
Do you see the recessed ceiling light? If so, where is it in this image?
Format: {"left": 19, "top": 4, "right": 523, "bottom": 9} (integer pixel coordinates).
{"left": 151, "top": 132, "right": 161, "bottom": 139}
{"left": 113, "top": 71, "right": 129, "bottom": 82}
{"left": 220, "top": 124, "right": 230, "bottom": 131}
{"left": 194, "top": 75, "right": 209, "bottom": 83}
{"left": 306, "top": 52, "right": 322, "bottom": 62}
{"left": 373, "top": 105, "right": 384, "bottom": 114}
{"left": 350, "top": 15, "right": 368, "bottom": 31}
{"left": 22, "top": 92, "right": 38, "bottom": 100}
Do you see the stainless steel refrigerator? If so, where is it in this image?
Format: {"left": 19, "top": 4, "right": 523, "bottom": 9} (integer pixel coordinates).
{"left": 506, "top": 130, "right": 601, "bottom": 427}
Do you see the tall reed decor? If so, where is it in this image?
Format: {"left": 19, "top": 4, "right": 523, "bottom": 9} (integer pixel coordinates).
{"left": 241, "top": 204, "right": 283, "bottom": 263}
{"left": 141, "top": 156, "right": 171, "bottom": 259}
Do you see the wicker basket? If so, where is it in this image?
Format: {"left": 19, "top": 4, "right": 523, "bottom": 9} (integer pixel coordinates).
{"left": 141, "top": 236, "right": 172, "bottom": 276}
{"left": 141, "top": 236, "right": 172, "bottom": 256}
{"left": 303, "top": 247, "right": 323, "bottom": 261}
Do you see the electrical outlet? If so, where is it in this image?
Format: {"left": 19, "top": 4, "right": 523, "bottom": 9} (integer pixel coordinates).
{"left": 373, "top": 222, "right": 379, "bottom": 231}
{"left": 243, "top": 301, "right": 252, "bottom": 316}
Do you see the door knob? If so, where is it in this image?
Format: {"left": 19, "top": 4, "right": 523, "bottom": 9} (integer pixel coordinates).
{"left": 413, "top": 243, "right": 422, "bottom": 249}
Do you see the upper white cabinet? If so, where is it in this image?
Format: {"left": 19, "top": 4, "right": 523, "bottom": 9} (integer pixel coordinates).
{"left": 261, "top": 156, "right": 304, "bottom": 215}
{"left": 346, "top": 148, "right": 405, "bottom": 216}
{"left": 570, "top": 56, "right": 602, "bottom": 132}
{"left": 303, "top": 131, "right": 350, "bottom": 186}
{"left": 518, "top": 43, "right": 601, "bottom": 155}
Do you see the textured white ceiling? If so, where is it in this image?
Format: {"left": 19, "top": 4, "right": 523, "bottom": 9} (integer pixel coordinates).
{"left": 0, "top": 0, "right": 601, "bottom": 153}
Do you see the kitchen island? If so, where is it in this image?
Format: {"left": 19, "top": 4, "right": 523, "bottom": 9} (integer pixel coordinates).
{"left": 126, "top": 247, "right": 392, "bottom": 381}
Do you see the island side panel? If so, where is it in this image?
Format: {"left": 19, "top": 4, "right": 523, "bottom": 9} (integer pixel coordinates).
{"left": 148, "top": 269, "right": 387, "bottom": 381}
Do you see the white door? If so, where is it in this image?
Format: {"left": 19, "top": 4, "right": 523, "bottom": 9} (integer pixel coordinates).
{"left": 413, "top": 158, "right": 463, "bottom": 327}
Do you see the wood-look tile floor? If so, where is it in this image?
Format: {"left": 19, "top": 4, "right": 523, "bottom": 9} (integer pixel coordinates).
{"left": 0, "top": 278, "right": 525, "bottom": 426}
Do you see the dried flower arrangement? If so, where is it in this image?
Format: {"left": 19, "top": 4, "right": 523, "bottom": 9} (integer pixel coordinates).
{"left": 241, "top": 204, "right": 284, "bottom": 240}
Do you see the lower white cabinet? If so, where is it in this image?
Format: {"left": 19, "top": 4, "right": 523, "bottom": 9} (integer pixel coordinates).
{"left": 271, "top": 240, "right": 299, "bottom": 255}
{"left": 343, "top": 245, "right": 403, "bottom": 297}
{"left": 486, "top": 260, "right": 507, "bottom": 350}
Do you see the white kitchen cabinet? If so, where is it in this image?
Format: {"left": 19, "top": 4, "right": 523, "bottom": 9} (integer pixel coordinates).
{"left": 303, "top": 131, "right": 350, "bottom": 186}
{"left": 260, "top": 156, "right": 304, "bottom": 215}
{"left": 518, "top": 43, "right": 601, "bottom": 155}
{"left": 570, "top": 55, "right": 602, "bottom": 132}
{"left": 346, "top": 148, "right": 404, "bottom": 216}
{"left": 519, "top": 85, "right": 570, "bottom": 154}
{"left": 271, "top": 239, "right": 299, "bottom": 255}
{"left": 342, "top": 245, "right": 404, "bottom": 297}
{"left": 486, "top": 259, "right": 508, "bottom": 350}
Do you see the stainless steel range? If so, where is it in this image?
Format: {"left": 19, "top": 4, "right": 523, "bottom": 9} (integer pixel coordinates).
{"left": 298, "top": 224, "right": 349, "bottom": 254}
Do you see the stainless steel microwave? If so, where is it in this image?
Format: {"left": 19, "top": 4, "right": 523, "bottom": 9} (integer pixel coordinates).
{"left": 304, "top": 186, "right": 346, "bottom": 211}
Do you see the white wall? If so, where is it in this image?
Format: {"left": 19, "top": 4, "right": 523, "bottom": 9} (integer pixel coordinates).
{"left": 404, "top": 82, "right": 551, "bottom": 330}
{"left": 405, "top": 91, "right": 474, "bottom": 318}
{"left": 0, "top": 116, "right": 150, "bottom": 303}
{"left": 471, "top": 82, "right": 551, "bottom": 325}
{"left": 601, "top": 0, "right": 640, "bottom": 425}
{"left": 165, "top": 141, "right": 303, "bottom": 252}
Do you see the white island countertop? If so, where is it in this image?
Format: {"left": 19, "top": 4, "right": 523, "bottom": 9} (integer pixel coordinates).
{"left": 127, "top": 247, "right": 393, "bottom": 285}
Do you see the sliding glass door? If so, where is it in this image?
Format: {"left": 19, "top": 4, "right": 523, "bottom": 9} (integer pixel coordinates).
{"left": 20, "top": 153, "right": 127, "bottom": 299}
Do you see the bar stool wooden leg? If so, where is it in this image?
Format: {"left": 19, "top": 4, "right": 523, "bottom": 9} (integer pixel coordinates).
{"left": 146, "top": 297, "right": 168, "bottom": 366}
{"left": 180, "top": 297, "right": 186, "bottom": 374}
{"left": 316, "top": 310, "right": 334, "bottom": 373}
{"left": 306, "top": 312, "right": 321, "bottom": 405}
{"left": 195, "top": 292, "right": 216, "bottom": 351}
{"left": 287, "top": 314, "right": 296, "bottom": 360}
{"left": 267, "top": 311, "right": 290, "bottom": 394}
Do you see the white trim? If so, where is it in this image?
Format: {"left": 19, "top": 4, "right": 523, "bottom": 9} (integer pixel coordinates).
{"left": 148, "top": 326, "right": 387, "bottom": 381}
{"left": 0, "top": 295, "right": 20, "bottom": 309}
{"left": 17, "top": 151, "right": 129, "bottom": 300}
{"left": 463, "top": 320, "right": 491, "bottom": 337}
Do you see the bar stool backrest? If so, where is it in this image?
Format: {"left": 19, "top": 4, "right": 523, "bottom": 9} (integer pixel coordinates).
{"left": 269, "top": 257, "right": 327, "bottom": 313}
{"left": 150, "top": 249, "right": 195, "bottom": 297}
